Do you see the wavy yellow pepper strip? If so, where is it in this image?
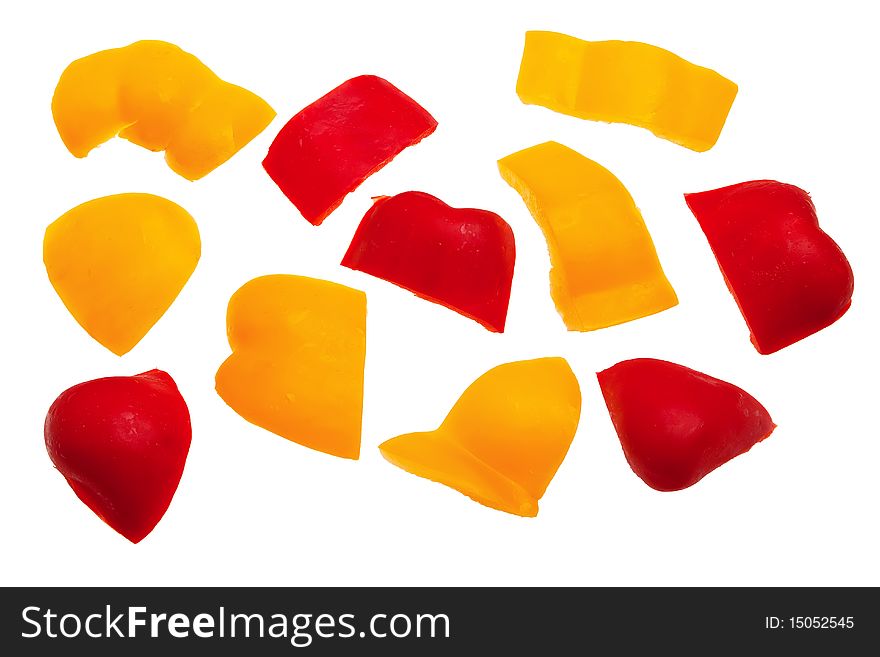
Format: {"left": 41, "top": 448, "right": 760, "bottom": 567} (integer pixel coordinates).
{"left": 380, "top": 358, "right": 581, "bottom": 517}
{"left": 516, "top": 31, "right": 738, "bottom": 152}
{"left": 52, "top": 40, "right": 276, "bottom": 180}
{"left": 498, "top": 141, "right": 678, "bottom": 331}
{"left": 216, "top": 275, "right": 366, "bottom": 460}
{"left": 44, "top": 193, "right": 201, "bottom": 356}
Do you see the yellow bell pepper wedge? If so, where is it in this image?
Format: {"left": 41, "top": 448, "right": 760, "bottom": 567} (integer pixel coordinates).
{"left": 52, "top": 40, "right": 276, "bottom": 180}
{"left": 216, "top": 275, "right": 366, "bottom": 460}
{"left": 380, "top": 357, "right": 581, "bottom": 516}
{"left": 43, "top": 193, "right": 201, "bottom": 356}
{"left": 516, "top": 31, "right": 738, "bottom": 152}
{"left": 498, "top": 141, "right": 678, "bottom": 331}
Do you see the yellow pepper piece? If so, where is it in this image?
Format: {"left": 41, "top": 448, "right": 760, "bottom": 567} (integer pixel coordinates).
{"left": 498, "top": 141, "right": 678, "bottom": 330}
{"left": 516, "top": 31, "right": 738, "bottom": 152}
{"left": 44, "top": 193, "right": 201, "bottom": 356}
{"left": 52, "top": 40, "right": 276, "bottom": 180}
{"left": 216, "top": 275, "right": 366, "bottom": 459}
{"left": 380, "top": 358, "right": 581, "bottom": 516}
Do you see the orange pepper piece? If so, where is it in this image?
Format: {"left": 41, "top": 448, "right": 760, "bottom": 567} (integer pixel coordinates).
{"left": 498, "top": 141, "right": 677, "bottom": 330}
{"left": 216, "top": 275, "right": 366, "bottom": 459}
{"left": 516, "top": 32, "right": 738, "bottom": 152}
{"left": 43, "top": 193, "right": 201, "bottom": 356}
{"left": 380, "top": 358, "right": 581, "bottom": 516}
{"left": 52, "top": 40, "right": 275, "bottom": 180}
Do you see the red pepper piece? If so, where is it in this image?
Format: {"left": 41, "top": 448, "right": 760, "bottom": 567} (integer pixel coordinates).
{"left": 44, "top": 370, "right": 191, "bottom": 543}
{"left": 685, "top": 180, "right": 854, "bottom": 354}
{"left": 598, "top": 358, "right": 775, "bottom": 491}
{"left": 263, "top": 75, "right": 437, "bottom": 226}
{"left": 342, "top": 192, "right": 515, "bottom": 332}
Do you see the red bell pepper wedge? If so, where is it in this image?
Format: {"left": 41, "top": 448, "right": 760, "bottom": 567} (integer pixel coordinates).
{"left": 44, "top": 370, "right": 192, "bottom": 543}
{"left": 598, "top": 358, "right": 775, "bottom": 492}
{"left": 342, "top": 192, "right": 515, "bottom": 332}
{"left": 685, "top": 180, "right": 854, "bottom": 354}
{"left": 263, "top": 75, "right": 437, "bottom": 226}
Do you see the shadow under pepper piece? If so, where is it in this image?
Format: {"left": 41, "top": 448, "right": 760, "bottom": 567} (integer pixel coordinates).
{"left": 44, "top": 370, "right": 192, "bottom": 543}
{"left": 598, "top": 358, "right": 775, "bottom": 492}
{"left": 380, "top": 358, "right": 581, "bottom": 516}
{"left": 263, "top": 75, "right": 438, "bottom": 225}
{"left": 52, "top": 40, "right": 276, "bottom": 180}
{"left": 685, "top": 180, "right": 854, "bottom": 354}
{"left": 498, "top": 141, "right": 677, "bottom": 330}
{"left": 342, "top": 191, "right": 515, "bottom": 332}
{"left": 216, "top": 275, "right": 366, "bottom": 459}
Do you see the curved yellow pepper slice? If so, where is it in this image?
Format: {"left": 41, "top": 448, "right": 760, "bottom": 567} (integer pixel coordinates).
{"left": 52, "top": 40, "right": 276, "bottom": 180}
{"left": 380, "top": 358, "right": 581, "bottom": 516}
{"left": 216, "top": 275, "right": 366, "bottom": 459}
{"left": 516, "top": 31, "right": 738, "bottom": 152}
{"left": 44, "top": 193, "right": 201, "bottom": 356}
{"left": 498, "top": 141, "right": 678, "bottom": 331}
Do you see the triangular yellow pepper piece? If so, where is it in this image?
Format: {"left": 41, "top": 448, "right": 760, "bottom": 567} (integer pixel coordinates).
{"left": 516, "top": 32, "right": 738, "bottom": 152}
{"left": 216, "top": 275, "right": 366, "bottom": 459}
{"left": 43, "top": 193, "right": 201, "bottom": 356}
{"left": 498, "top": 141, "right": 678, "bottom": 331}
{"left": 52, "top": 40, "right": 276, "bottom": 180}
{"left": 380, "top": 358, "right": 581, "bottom": 516}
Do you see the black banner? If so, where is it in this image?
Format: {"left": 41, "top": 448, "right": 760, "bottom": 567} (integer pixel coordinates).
{"left": 0, "top": 587, "right": 874, "bottom": 654}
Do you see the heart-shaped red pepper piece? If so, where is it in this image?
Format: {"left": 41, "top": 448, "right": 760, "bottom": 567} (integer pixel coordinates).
{"left": 598, "top": 358, "right": 775, "bottom": 491}
{"left": 342, "top": 191, "right": 515, "bottom": 332}
{"left": 685, "top": 180, "right": 854, "bottom": 354}
{"left": 44, "top": 369, "right": 191, "bottom": 543}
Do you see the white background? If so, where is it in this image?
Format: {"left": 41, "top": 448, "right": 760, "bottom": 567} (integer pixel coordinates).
{"left": 1, "top": 0, "right": 877, "bottom": 587}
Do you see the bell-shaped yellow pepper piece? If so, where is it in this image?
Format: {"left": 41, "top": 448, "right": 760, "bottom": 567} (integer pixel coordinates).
{"left": 44, "top": 193, "right": 200, "bottom": 356}
{"left": 380, "top": 358, "right": 581, "bottom": 516}
{"left": 216, "top": 275, "right": 366, "bottom": 459}
{"left": 499, "top": 141, "right": 678, "bottom": 331}
{"left": 516, "top": 31, "right": 738, "bottom": 152}
{"left": 52, "top": 40, "right": 276, "bottom": 180}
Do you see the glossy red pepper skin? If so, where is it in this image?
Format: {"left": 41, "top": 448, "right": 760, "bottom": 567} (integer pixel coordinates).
{"left": 342, "top": 192, "right": 515, "bottom": 332}
{"left": 44, "top": 370, "right": 191, "bottom": 543}
{"left": 263, "top": 75, "right": 437, "bottom": 226}
{"left": 685, "top": 180, "right": 854, "bottom": 354}
{"left": 598, "top": 358, "right": 775, "bottom": 492}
